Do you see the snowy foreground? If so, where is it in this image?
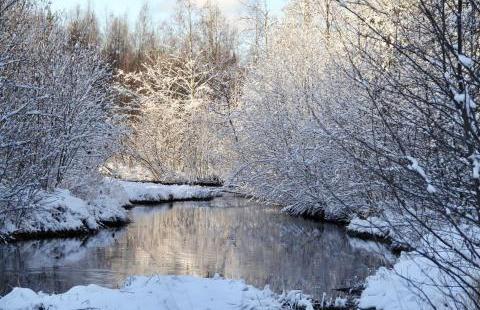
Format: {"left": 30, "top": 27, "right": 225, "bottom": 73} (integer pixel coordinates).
{"left": 0, "top": 275, "right": 316, "bottom": 310}
{"left": 0, "top": 179, "right": 221, "bottom": 241}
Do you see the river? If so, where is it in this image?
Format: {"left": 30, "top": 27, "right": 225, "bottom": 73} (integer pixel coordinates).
{"left": 0, "top": 196, "right": 393, "bottom": 299}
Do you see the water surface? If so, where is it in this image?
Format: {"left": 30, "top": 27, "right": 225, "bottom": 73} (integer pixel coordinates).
{"left": 0, "top": 196, "right": 393, "bottom": 299}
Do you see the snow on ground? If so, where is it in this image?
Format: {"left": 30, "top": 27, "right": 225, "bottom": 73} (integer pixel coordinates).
{"left": 0, "top": 275, "right": 314, "bottom": 310}
{"left": 0, "top": 184, "right": 129, "bottom": 240}
{"left": 359, "top": 252, "right": 461, "bottom": 310}
{"left": 116, "top": 179, "right": 222, "bottom": 203}
{"left": 358, "top": 223, "right": 480, "bottom": 310}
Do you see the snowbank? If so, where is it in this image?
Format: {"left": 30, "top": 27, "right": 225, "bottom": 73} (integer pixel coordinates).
{"left": 0, "top": 183, "right": 129, "bottom": 241}
{"left": 0, "top": 179, "right": 225, "bottom": 241}
{"left": 116, "top": 180, "right": 222, "bottom": 203}
{"left": 347, "top": 215, "right": 418, "bottom": 253}
{"left": 359, "top": 252, "right": 462, "bottom": 310}
{"left": 347, "top": 217, "right": 390, "bottom": 239}
{"left": 358, "top": 224, "right": 480, "bottom": 310}
{"left": 0, "top": 275, "right": 314, "bottom": 310}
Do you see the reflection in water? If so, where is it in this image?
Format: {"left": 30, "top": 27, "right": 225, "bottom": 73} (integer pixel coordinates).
{"left": 0, "top": 197, "right": 393, "bottom": 299}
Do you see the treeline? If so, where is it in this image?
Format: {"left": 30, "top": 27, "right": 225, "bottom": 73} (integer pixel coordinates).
{"left": 66, "top": 3, "right": 158, "bottom": 73}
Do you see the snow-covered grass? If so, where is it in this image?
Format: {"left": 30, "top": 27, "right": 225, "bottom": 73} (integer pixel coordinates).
{"left": 116, "top": 179, "right": 222, "bottom": 203}
{"left": 0, "top": 275, "right": 314, "bottom": 310}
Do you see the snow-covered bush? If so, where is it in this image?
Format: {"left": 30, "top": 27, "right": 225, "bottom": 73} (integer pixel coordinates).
{"left": 118, "top": 54, "right": 218, "bottom": 182}
{"left": 0, "top": 1, "right": 121, "bottom": 222}
{"left": 230, "top": 1, "right": 371, "bottom": 221}
{"left": 0, "top": 0, "right": 39, "bottom": 223}
{"left": 116, "top": 1, "right": 239, "bottom": 184}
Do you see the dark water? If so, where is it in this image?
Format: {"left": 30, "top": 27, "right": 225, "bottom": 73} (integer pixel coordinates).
{"left": 0, "top": 196, "right": 393, "bottom": 299}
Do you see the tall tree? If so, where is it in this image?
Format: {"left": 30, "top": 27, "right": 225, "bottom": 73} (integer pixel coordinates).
{"left": 103, "top": 14, "right": 133, "bottom": 71}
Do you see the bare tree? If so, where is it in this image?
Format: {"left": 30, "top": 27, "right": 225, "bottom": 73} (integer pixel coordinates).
{"left": 240, "top": 0, "right": 274, "bottom": 63}
{"left": 103, "top": 14, "right": 133, "bottom": 71}
{"left": 337, "top": 0, "right": 480, "bottom": 307}
{"left": 66, "top": 4, "right": 101, "bottom": 48}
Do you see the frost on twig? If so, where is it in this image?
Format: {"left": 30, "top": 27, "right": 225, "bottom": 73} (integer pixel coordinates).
{"left": 406, "top": 156, "right": 436, "bottom": 193}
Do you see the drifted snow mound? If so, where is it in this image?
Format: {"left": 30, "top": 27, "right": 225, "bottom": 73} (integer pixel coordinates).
{"left": 0, "top": 275, "right": 314, "bottom": 310}
{"left": 117, "top": 180, "right": 222, "bottom": 203}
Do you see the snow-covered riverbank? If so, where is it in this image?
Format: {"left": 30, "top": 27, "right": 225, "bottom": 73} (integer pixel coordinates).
{"left": 346, "top": 215, "right": 414, "bottom": 253}
{"left": 0, "top": 275, "right": 317, "bottom": 310}
{"left": 117, "top": 180, "right": 222, "bottom": 204}
{"left": 0, "top": 185, "right": 129, "bottom": 242}
{"left": 359, "top": 252, "right": 451, "bottom": 310}
{"left": 0, "top": 179, "right": 223, "bottom": 242}
{"left": 358, "top": 243, "right": 479, "bottom": 310}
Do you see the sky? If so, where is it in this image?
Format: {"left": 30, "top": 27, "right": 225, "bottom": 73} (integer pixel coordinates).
{"left": 49, "top": 0, "right": 288, "bottom": 24}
